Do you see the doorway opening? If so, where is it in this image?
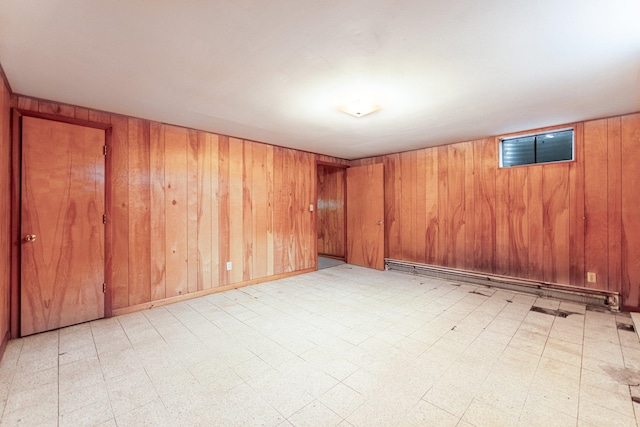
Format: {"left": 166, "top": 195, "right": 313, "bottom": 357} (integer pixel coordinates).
{"left": 316, "top": 163, "right": 347, "bottom": 270}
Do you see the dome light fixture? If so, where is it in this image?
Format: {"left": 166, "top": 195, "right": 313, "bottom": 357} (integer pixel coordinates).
{"left": 338, "top": 97, "right": 379, "bottom": 118}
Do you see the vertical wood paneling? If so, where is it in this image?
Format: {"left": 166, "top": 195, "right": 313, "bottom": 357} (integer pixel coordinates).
{"left": 621, "top": 113, "right": 640, "bottom": 308}
{"left": 584, "top": 120, "right": 609, "bottom": 290}
{"left": 385, "top": 154, "right": 401, "bottom": 260}
{"left": 265, "top": 145, "right": 275, "bottom": 277}
{"left": 474, "top": 139, "right": 496, "bottom": 273}
{"left": 197, "top": 131, "right": 212, "bottom": 291}
{"left": 0, "top": 75, "right": 11, "bottom": 345}
{"left": 228, "top": 138, "right": 244, "bottom": 283}
{"left": 447, "top": 144, "right": 466, "bottom": 269}
{"left": 209, "top": 134, "right": 220, "bottom": 287}
{"left": 9, "top": 93, "right": 640, "bottom": 314}
{"left": 110, "top": 115, "right": 129, "bottom": 309}
{"left": 400, "top": 151, "right": 415, "bottom": 261}
{"left": 424, "top": 149, "right": 438, "bottom": 265}
{"left": 242, "top": 141, "right": 254, "bottom": 281}
{"left": 437, "top": 147, "right": 449, "bottom": 266}
{"left": 217, "top": 136, "right": 230, "bottom": 286}
{"left": 542, "top": 164, "right": 570, "bottom": 284}
{"left": 463, "top": 143, "right": 475, "bottom": 269}
{"left": 495, "top": 168, "right": 510, "bottom": 276}
{"left": 187, "top": 130, "right": 199, "bottom": 293}
{"left": 569, "top": 123, "right": 586, "bottom": 287}
{"left": 508, "top": 167, "right": 528, "bottom": 277}
{"left": 527, "top": 163, "right": 544, "bottom": 281}
{"left": 415, "top": 150, "right": 427, "bottom": 262}
{"left": 127, "top": 118, "right": 151, "bottom": 305}
{"left": 7, "top": 95, "right": 348, "bottom": 325}
{"left": 252, "top": 143, "right": 269, "bottom": 277}
{"left": 164, "top": 125, "right": 188, "bottom": 297}
{"left": 607, "top": 117, "right": 622, "bottom": 294}
{"left": 149, "top": 122, "right": 166, "bottom": 301}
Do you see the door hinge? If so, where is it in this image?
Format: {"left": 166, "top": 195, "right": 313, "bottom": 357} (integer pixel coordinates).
{"left": 103, "top": 283, "right": 106, "bottom": 293}
{"left": 103, "top": 145, "right": 107, "bottom": 155}
{"left": 103, "top": 214, "right": 107, "bottom": 224}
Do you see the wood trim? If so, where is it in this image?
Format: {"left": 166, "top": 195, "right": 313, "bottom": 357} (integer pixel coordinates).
{"left": 10, "top": 109, "right": 21, "bottom": 339}
{"left": 112, "top": 268, "right": 315, "bottom": 316}
{"left": 15, "top": 109, "right": 111, "bottom": 130}
{"left": 0, "top": 330, "right": 9, "bottom": 361}
{"left": 10, "top": 108, "right": 112, "bottom": 337}
{"left": 0, "top": 62, "right": 12, "bottom": 94}
{"left": 318, "top": 253, "right": 345, "bottom": 261}
{"left": 315, "top": 160, "right": 348, "bottom": 260}
{"left": 104, "top": 126, "right": 113, "bottom": 318}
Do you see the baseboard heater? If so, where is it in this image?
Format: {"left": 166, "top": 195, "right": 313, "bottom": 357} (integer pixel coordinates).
{"left": 385, "top": 259, "right": 620, "bottom": 311}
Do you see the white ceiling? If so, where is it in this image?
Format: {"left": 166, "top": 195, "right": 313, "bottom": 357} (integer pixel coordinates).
{"left": 1, "top": 0, "right": 639, "bottom": 159}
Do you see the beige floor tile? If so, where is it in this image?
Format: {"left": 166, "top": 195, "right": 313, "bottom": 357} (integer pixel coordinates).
{"left": 578, "top": 399, "right": 637, "bottom": 427}
{"left": 2, "top": 267, "right": 640, "bottom": 426}
{"left": 106, "top": 370, "right": 158, "bottom": 416}
{"left": 288, "top": 400, "right": 343, "bottom": 427}
{"left": 462, "top": 399, "right": 519, "bottom": 427}
{"left": 404, "top": 399, "right": 459, "bottom": 427}
{"left": 319, "top": 383, "right": 365, "bottom": 419}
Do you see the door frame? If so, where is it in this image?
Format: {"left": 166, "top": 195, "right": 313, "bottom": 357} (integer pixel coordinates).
{"left": 10, "top": 108, "right": 112, "bottom": 338}
{"left": 315, "top": 161, "right": 348, "bottom": 267}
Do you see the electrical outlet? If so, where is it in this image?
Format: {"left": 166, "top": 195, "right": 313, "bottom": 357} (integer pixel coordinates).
{"left": 587, "top": 272, "right": 596, "bottom": 283}
{"left": 226, "top": 261, "right": 232, "bottom": 271}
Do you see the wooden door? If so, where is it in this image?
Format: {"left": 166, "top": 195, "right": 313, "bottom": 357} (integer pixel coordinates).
{"left": 21, "top": 116, "right": 105, "bottom": 336}
{"left": 346, "top": 163, "right": 385, "bottom": 270}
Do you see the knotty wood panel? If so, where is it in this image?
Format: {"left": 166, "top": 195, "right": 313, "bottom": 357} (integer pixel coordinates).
{"left": 527, "top": 162, "right": 544, "bottom": 281}
{"left": 569, "top": 123, "right": 586, "bottom": 287}
{"left": 621, "top": 113, "right": 640, "bottom": 308}
{"left": 197, "top": 131, "right": 213, "bottom": 291}
{"left": 317, "top": 165, "right": 345, "bottom": 258}
{"left": 437, "top": 147, "right": 449, "bottom": 267}
{"left": 128, "top": 118, "right": 151, "bottom": 305}
{"left": 400, "top": 151, "right": 416, "bottom": 261}
{"left": 508, "top": 166, "right": 528, "bottom": 278}
{"left": 355, "top": 116, "right": 640, "bottom": 308}
{"left": 187, "top": 131, "right": 199, "bottom": 293}
{"left": 424, "top": 149, "right": 439, "bottom": 265}
{"left": 584, "top": 119, "right": 609, "bottom": 290}
{"left": 228, "top": 138, "right": 244, "bottom": 284}
{"left": 164, "top": 125, "right": 189, "bottom": 297}
{"left": 242, "top": 140, "right": 254, "bottom": 281}
{"left": 473, "top": 139, "right": 496, "bottom": 273}
{"left": 274, "top": 148, "right": 316, "bottom": 273}
{"left": 447, "top": 144, "right": 466, "bottom": 269}
{"left": 110, "top": 115, "right": 129, "bottom": 309}
{"left": 149, "top": 122, "right": 166, "bottom": 301}
{"left": 607, "top": 117, "right": 622, "bottom": 294}
{"left": 8, "top": 94, "right": 346, "bottom": 332}
{"left": 542, "top": 164, "right": 570, "bottom": 284}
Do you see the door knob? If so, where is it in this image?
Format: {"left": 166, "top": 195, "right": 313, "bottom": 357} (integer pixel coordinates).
{"left": 377, "top": 221, "right": 384, "bottom": 225}
{"left": 25, "top": 234, "right": 37, "bottom": 242}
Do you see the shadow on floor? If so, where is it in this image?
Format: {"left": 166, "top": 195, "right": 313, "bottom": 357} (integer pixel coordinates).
{"left": 318, "top": 256, "right": 345, "bottom": 270}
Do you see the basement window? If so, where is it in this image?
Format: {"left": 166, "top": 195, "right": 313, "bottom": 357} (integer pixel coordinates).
{"left": 500, "top": 129, "right": 574, "bottom": 167}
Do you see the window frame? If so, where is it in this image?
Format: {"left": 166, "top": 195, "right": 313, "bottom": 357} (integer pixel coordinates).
{"left": 499, "top": 127, "right": 575, "bottom": 168}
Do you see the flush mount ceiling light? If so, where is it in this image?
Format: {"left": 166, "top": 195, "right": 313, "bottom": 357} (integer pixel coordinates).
{"left": 338, "top": 97, "right": 380, "bottom": 118}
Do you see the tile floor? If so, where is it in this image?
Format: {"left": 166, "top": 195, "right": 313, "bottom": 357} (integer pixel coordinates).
{"left": 0, "top": 264, "right": 639, "bottom": 426}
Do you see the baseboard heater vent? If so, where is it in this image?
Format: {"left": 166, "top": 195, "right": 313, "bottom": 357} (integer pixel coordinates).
{"left": 385, "top": 259, "right": 620, "bottom": 311}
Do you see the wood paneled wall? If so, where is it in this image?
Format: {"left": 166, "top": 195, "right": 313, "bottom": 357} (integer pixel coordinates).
{"left": 0, "top": 72, "right": 11, "bottom": 354}
{"left": 353, "top": 113, "right": 640, "bottom": 309}
{"left": 317, "top": 165, "right": 345, "bottom": 258}
{"left": 13, "top": 95, "right": 347, "bottom": 316}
